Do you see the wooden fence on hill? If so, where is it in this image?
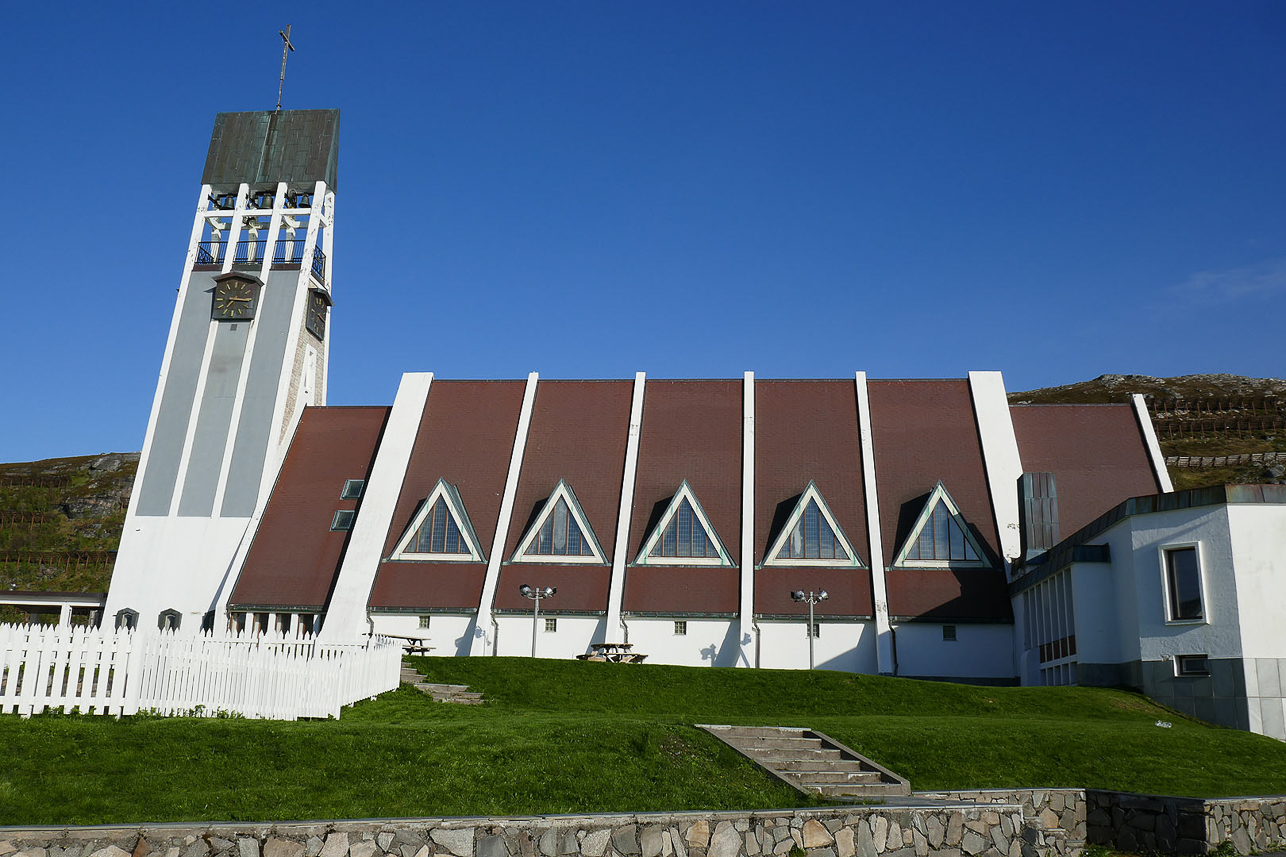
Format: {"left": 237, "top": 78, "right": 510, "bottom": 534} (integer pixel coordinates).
{"left": 0, "top": 551, "right": 116, "bottom": 574}
{"left": 1164, "top": 452, "right": 1286, "bottom": 469}
{"left": 0, "top": 625, "right": 401, "bottom": 720}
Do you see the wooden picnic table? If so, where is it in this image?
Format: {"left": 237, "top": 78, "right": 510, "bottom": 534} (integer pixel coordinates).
{"left": 577, "top": 641, "right": 647, "bottom": 663}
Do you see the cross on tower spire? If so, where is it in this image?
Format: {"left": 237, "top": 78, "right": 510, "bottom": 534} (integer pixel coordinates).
{"left": 276, "top": 25, "right": 295, "bottom": 112}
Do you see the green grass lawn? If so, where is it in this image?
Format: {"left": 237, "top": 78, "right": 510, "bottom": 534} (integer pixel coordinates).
{"left": 3, "top": 657, "right": 1286, "bottom": 826}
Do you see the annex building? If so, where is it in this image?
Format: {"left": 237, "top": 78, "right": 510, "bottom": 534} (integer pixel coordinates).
{"left": 102, "top": 109, "right": 1286, "bottom": 741}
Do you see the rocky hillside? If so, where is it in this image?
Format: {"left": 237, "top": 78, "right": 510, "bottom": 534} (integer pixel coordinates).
{"left": 1010, "top": 374, "right": 1286, "bottom": 491}
{"left": 0, "top": 453, "right": 136, "bottom": 603}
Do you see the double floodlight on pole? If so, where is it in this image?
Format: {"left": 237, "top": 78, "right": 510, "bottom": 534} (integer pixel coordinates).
{"left": 790, "top": 589, "right": 829, "bottom": 670}
{"left": 518, "top": 584, "right": 556, "bottom": 658}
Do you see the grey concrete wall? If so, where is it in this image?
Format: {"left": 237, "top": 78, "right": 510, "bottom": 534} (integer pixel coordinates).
{"left": 1141, "top": 658, "right": 1251, "bottom": 733}
{"left": 135, "top": 275, "right": 219, "bottom": 516}
{"left": 221, "top": 270, "right": 298, "bottom": 517}
{"left": 178, "top": 322, "right": 249, "bottom": 516}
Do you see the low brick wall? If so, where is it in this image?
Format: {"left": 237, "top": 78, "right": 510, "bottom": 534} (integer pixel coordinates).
{"left": 0, "top": 805, "right": 1033, "bottom": 857}
{"left": 1085, "top": 790, "right": 1286, "bottom": 854}
{"left": 912, "top": 790, "right": 1085, "bottom": 857}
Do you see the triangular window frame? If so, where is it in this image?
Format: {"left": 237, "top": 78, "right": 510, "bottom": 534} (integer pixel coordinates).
{"left": 634, "top": 480, "right": 734, "bottom": 567}
{"left": 891, "top": 481, "right": 992, "bottom": 569}
{"left": 390, "top": 478, "right": 487, "bottom": 563}
{"left": 761, "top": 481, "right": 864, "bottom": 569}
{"left": 510, "top": 480, "right": 608, "bottom": 565}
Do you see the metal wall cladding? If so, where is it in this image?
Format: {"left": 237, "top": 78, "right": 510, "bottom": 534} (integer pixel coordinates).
{"left": 202, "top": 110, "right": 339, "bottom": 190}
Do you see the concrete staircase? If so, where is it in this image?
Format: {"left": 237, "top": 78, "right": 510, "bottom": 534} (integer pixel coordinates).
{"left": 700, "top": 725, "right": 910, "bottom": 800}
{"left": 400, "top": 664, "right": 484, "bottom": 705}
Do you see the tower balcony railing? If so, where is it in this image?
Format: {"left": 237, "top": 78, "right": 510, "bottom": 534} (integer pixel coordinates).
{"left": 194, "top": 241, "right": 327, "bottom": 283}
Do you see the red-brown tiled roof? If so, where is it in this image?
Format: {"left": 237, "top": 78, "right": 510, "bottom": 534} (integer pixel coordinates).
{"left": 368, "top": 380, "right": 524, "bottom": 612}
{"left": 753, "top": 380, "right": 872, "bottom": 617}
{"left": 867, "top": 380, "right": 1009, "bottom": 621}
{"left": 623, "top": 380, "right": 742, "bottom": 614}
{"left": 1011, "top": 404, "right": 1163, "bottom": 538}
{"left": 497, "top": 381, "right": 632, "bottom": 612}
{"left": 231, "top": 406, "right": 388, "bottom": 611}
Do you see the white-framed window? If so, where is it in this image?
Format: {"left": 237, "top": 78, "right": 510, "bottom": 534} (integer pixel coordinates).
{"left": 891, "top": 481, "right": 991, "bottom": 569}
{"left": 674, "top": 620, "right": 687, "bottom": 636}
{"left": 418, "top": 615, "right": 431, "bottom": 629}
{"left": 634, "top": 480, "right": 733, "bottom": 567}
{"left": 1175, "top": 654, "right": 1210, "bottom": 676}
{"left": 544, "top": 617, "right": 557, "bottom": 633}
{"left": 390, "top": 479, "right": 486, "bottom": 563}
{"left": 1162, "top": 544, "right": 1205, "bottom": 623}
{"left": 942, "top": 624, "right": 957, "bottom": 642}
{"left": 512, "top": 480, "right": 608, "bottom": 564}
{"left": 762, "top": 481, "right": 863, "bottom": 568}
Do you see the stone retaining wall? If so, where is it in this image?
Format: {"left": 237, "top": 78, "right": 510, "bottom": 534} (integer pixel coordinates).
{"left": 0, "top": 805, "right": 1036, "bottom": 857}
{"left": 912, "top": 791, "right": 1084, "bottom": 857}
{"left": 1085, "top": 790, "right": 1286, "bottom": 855}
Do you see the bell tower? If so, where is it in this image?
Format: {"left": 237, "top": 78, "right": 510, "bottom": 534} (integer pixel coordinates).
{"left": 105, "top": 110, "right": 339, "bottom": 630}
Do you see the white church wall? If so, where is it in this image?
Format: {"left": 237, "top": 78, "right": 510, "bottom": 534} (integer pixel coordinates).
{"left": 1128, "top": 506, "right": 1242, "bottom": 663}
{"left": 1227, "top": 504, "right": 1286, "bottom": 659}
{"left": 892, "top": 623, "right": 1014, "bottom": 679}
{"left": 494, "top": 614, "right": 604, "bottom": 659}
{"left": 106, "top": 516, "right": 253, "bottom": 626}
{"left": 371, "top": 612, "right": 478, "bottom": 658}
{"left": 1070, "top": 562, "right": 1125, "bottom": 666}
{"left": 754, "top": 619, "right": 875, "bottom": 672}
{"left": 622, "top": 617, "right": 738, "bottom": 667}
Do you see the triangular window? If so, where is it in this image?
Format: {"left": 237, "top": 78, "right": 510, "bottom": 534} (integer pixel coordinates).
{"left": 635, "top": 481, "right": 733, "bottom": 566}
{"left": 892, "top": 482, "right": 991, "bottom": 568}
{"left": 390, "top": 479, "right": 486, "bottom": 562}
{"left": 763, "top": 482, "right": 862, "bottom": 568}
{"left": 511, "top": 480, "right": 608, "bottom": 564}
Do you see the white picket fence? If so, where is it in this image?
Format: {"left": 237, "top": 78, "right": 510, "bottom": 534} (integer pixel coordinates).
{"left": 0, "top": 624, "right": 402, "bottom": 720}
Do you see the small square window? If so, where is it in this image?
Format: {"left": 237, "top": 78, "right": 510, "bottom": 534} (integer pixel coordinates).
{"left": 1176, "top": 654, "right": 1210, "bottom": 676}
{"left": 943, "top": 624, "right": 957, "bottom": 642}
{"left": 418, "top": 615, "right": 431, "bottom": 629}
{"left": 1164, "top": 546, "right": 1204, "bottom": 621}
{"left": 544, "top": 617, "right": 557, "bottom": 633}
{"left": 341, "top": 479, "right": 365, "bottom": 500}
{"left": 331, "top": 509, "right": 355, "bottom": 531}
{"left": 808, "top": 622, "right": 820, "bottom": 639}
{"left": 674, "top": 620, "right": 687, "bottom": 636}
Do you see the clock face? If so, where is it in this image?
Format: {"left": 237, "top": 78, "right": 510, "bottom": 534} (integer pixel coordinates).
{"left": 306, "top": 290, "right": 328, "bottom": 340}
{"left": 212, "top": 278, "right": 259, "bottom": 320}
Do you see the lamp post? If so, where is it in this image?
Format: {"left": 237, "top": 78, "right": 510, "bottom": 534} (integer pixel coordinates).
{"left": 791, "top": 589, "right": 829, "bottom": 670}
{"left": 518, "top": 584, "right": 556, "bottom": 658}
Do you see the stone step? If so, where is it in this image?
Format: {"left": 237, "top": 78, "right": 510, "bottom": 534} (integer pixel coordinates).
{"left": 725, "top": 736, "right": 825, "bottom": 750}
{"left": 786, "top": 770, "right": 883, "bottom": 785}
{"left": 415, "top": 682, "right": 473, "bottom": 693}
{"left": 740, "top": 747, "right": 843, "bottom": 761}
{"left": 698, "top": 724, "right": 910, "bottom": 802}
{"left": 709, "top": 726, "right": 807, "bottom": 739}
{"left": 774, "top": 758, "right": 870, "bottom": 773}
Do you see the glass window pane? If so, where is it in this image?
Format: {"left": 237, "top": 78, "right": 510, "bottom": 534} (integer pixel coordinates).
{"left": 933, "top": 503, "right": 950, "bottom": 560}
{"left": 804, "top": 502, "right": 819, "bottom": 558}
{"left": 1167, "top": 548, "right": 1203, "bottom": 620}
{"left": 552, "top": 499, "right": 568, "bottom": 553}
{"left": 677, "top": 501, "right": 692, "bottom": 556}
{"left": 431, "top": 499, "right": 447, "bottom": 552}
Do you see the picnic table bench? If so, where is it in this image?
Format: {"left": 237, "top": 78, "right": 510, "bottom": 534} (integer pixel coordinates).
{"left": 576, "top": 641, "right": 647, "bottom": 663}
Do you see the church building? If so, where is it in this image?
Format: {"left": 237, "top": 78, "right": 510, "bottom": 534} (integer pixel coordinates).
{"left": 104, "top": 109, "right": 1286, "bottom": 741}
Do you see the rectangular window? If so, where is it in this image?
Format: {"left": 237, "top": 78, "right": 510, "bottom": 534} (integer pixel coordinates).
{"left": 418, "top": 615, "right": 431, "bottom": 629}
{"left": 331, "top": 509, "right": 355, "bottom": 531}
{"left": 341, "top": 479, "right": 365, "bottom": 500}
{"left": 544, "top": 617, "right": 557, "bottom": 633}
{"left": 943, "top": 624, "right": 957, "bottom": 642}
{"left": 1176, "top": 654, "right": 1210, "bottom": 676}
{"left": 809, "top": 622, "right": 821, "bottom": 639}
{"left": 1165, "top": 546, "right": 1204, "bottom": 621}
{"left": 674, "top": 620, "right": 687, "bottom": 636}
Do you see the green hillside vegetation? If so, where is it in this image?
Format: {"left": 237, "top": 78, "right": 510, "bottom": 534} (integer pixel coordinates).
{"left": 0, "top": 454, "right": 134, "bottom": 621}
{"left": 1010, "top": 373, "right": 1286, "bottom": 492}
{"left": 4, "top": 657, "right": 1286, "bottom": 825}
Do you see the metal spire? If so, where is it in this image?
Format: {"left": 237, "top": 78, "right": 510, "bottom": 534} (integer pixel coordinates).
{"left": 276, "top": 25, "right": 295, "bottom": 112}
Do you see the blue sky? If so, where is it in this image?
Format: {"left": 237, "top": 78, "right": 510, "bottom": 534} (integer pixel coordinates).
{"left": 3, "top": 2, "right": 1284, "bottom": 461}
